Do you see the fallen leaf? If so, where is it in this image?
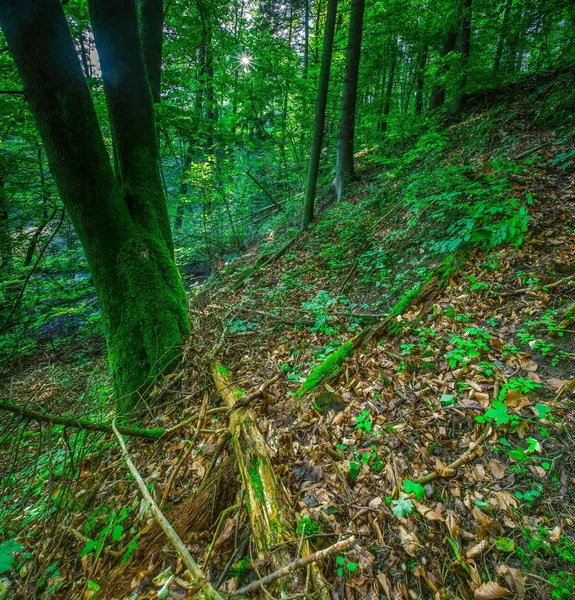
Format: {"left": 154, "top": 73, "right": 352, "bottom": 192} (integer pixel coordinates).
{"left": 474, "top": 582, "right": 512, "bottom": 599}
{"left": 466, "top": 539, "right": 489, "bottom": 558}
{"left": 399, "top": 526, "right": 419, "bottom": 557}
{"left": 489, "top": 459, "right": 506, "bottom": 480}
{"left": 497, "top": 564, "right": 525, "bottom": 599}
{"left": 413, "top": 500, "right": 444, "bottom": 521}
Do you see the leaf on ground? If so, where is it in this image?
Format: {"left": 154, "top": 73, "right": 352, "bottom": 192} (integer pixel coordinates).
{"left": 473, "top": 581, "right": 512, "bottom": 599}
{"left": 399, "top": 526, "right": 419, "bottom": 557}
{"left": 413, "top": 500, "right": 444, "bottom": 521}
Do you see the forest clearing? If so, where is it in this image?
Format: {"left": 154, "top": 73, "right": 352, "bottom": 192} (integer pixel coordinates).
{"left": 1, "top": 0, "right": 575, "bottom": 598}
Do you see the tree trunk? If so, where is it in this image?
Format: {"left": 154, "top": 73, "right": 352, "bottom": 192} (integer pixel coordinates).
{"left": 0, "top": 0, "right": 189, "bottom": 416}
{"left": 493, "top": 0, "right": 513, "bottom": 74}
{"left": 415, "top": 45, "right": 428, "bottom": 115}
{"left": 137, "top": 0, "right": 163, "bottom": 103}
{"left": 174, "top": 149, "right": 192, "bottom": 232}
{"left": 301, "top": 0, "right": 338, "bottom": 229}
{"left": 303, "top": 0, "right": 309, "bottom": 77}
{"left": 0, "top": 176, "right": 12, "bottom": 275}
{"left": 429, "top": 5, "right": 458, "bottom": 111}
{"left": 379, "top": 39, "right": 396, "bottom": 134}
{"left": 452, "top": 0, "right": 472, "bottom": 114}
{"left": 335, "top": 0, "right": 365, "bottom": 201}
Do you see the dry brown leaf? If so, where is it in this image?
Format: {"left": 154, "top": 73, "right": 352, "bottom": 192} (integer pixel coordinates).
{"left": 497, "top": 564, "right": 525, "bottom": 599}
{"left": 473, "top": 581, "right": 512, "bottom": 599}
{"left": 489, "top": 459, "right": 506, "bottom": 480}
{"left": 466, "top": 539, "right": 489, "bottom": 559}
{"left": 490, "top": 490, "right": 519, "bottom": 512}
{"left": 376, "top": 571, "right": 392, "bottom": 597}
{"left": 413, "top": 500, "right": 444, "bottom": 521}
{"left": 445, "top": 512, "right": 460, "bottom": 538}
{"left": 549, "top": 526, "right": 562, "bottom": 542}
{"left": 399, "top": 526, "right": 419, "bottom": 557}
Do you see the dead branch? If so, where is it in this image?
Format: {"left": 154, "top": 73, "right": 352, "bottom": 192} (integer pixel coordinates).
{"left": 232, "top": 536, "right": 355, "bottom": 596}
{"left": 111, "top": 419, "right": 226, "bottom": 600}
{"left": 499, "top": 274, "right": 575, "bottom": 297}
{"left": 227, "top": 372, "right": 283, "bottom": 413}
{"left": 415, "top": 425, "right": 492, "bottom": 484}
{"left": 514, "top": 140, "right": 552, "bottom": 160}
{"left": 0, "top": 400, "right": 164, "bottom": 440}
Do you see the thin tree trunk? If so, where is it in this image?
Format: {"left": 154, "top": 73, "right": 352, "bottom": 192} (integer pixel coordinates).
{"left": 174, "top": 148, "right": 191, "bottom": 232}
{"left": 493, "top": 0, "right": 513, "bottom": 74}
{"left": 429, "top": 2, "right": 458, "bottom": 111}
{"left": 137, "top": 0, "right": 163, "bottom": 103}
{"left": 0, "top": 176, "right": 12, "bottom": 275}
{"left": 335, "top": 0, "right": 366, "bottom": 201}
{"left": 380, "top": 39, "right": 397, "bottom": 134}
{"left": 0, "top": 0, "right": 189, "bottom": 415}
{"left": 301, "top": 0, "right": 338, "bottom": 229}
{"left": 303, "top": 0, "right": 309, "bottom": 76}
{"left": 415, "top": 45, "right": 428, "bottom": 115}
{"left": 452, "top": 0, "right": 472, "bottom": 114}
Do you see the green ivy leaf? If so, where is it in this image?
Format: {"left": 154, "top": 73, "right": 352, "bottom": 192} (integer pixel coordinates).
{"left": 403, "top": 479, "right": 425, "bottom": 501}
{"left": 494, "top": 537, "right": 515, "bottom": 552}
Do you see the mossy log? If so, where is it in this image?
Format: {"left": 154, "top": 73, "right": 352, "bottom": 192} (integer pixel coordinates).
{"left": 211, "top": 361, "right": 330, "bottom": 598}
{"left": 296, "top": 257, "right": 459, "bottom": 396}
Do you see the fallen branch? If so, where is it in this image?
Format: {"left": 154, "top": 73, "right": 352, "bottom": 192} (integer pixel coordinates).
{"left": 228, "top": 372, "right": 283, "bottom": 413}
{"left": 514, "top": 140, "right": 552, "bottom": 160}
{"left": 414, "top": 425, "right": 492, "bottom": 484}
{"left": 499, "top": 274, "right": 575, "bottom": 297}
{"left": 111, "top": 419, "right": 226, "bottom": 600}
{"left": 0, "top": 400, "right": 164, "bottom": 440}
{"left": 232, "top": 536, "right": 355, "bottom": 597}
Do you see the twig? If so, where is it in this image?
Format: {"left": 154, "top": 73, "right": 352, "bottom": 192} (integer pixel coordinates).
{"left": 232, "top": 537, "right": 355, "bottom": 596}
{"left": 415, "top": 425, "right": 492, "bottom": 484}
{"left": 499, "top": 274, "right": 575, "bottom": 297}
{"left": 111, "top": 419, "right": 226, "bottom": 600}
{"left": 161, "top": 406, "right": 228, "bottom": 438}
{"left": 203, "top": 502, "right": 240, "bottom": 569}
{"left": 514, "top": 140, "right": 552, "bottom": 160}
{"left": 0, "top": 400, "right": 164, "bottom": 440}
{"left": 228, "top": 373, "right": 283, "bottom": 413}
{"left": 160, "top": 393, "right": 210, "bottom": 508}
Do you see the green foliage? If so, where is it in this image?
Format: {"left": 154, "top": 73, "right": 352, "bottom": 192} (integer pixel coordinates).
{"left": 296, "top": 516, "right": 320, "bottom": 536}
{"left": 403, "top": 479, "right": 425, "bottom": 501}
{"left": 0, "top": 540, "right": 21, "bottom": 575}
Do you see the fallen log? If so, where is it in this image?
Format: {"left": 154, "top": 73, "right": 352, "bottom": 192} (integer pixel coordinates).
{"left": 211, "top": 361, "right": 330, "bottom": 598}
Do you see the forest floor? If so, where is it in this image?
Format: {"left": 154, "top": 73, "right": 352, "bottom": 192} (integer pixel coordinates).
{"left": 1, "top": 69, "right": 575, "bottom": 600}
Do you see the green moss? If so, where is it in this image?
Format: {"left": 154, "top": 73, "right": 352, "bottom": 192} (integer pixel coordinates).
{"left": 296, "top": 341, "right": 354, "bottom": 396}
{"left": 106, "top": 233, "right": 190, "bottom": 416}
{"left": 218, "top": 365, "right": 231, "bottom": 377}
{"left": 248, "top": 458, "right": 265, "bottom": 501}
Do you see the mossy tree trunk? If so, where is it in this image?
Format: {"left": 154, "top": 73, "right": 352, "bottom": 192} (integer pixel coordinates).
{"left": 0, "top": 0, "right": 190, "bottom": 416}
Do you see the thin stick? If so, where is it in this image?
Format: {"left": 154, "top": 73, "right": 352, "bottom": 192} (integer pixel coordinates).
{"left": 415, "top": 425, "right": 492, "bottom": 484}
{"left": 161, "top": 406, "right": 228, "bottom": 438}
{"left": 228, "top": 373, "right": 283, "bottom": 413}
{"left": 514, "top": 140, "right": 552, "bottom": 160}
{"left": 111, "top": 419, "right": 226, "bottom": 600}
{"left": 203, "top": 502, "right": 240, "bottom": 569}
{"left": 161, "top": 393, "right": 210, "bottom": 508}
{"left": 499, "top": 274, "right": 575, "bottom": 297}
{"left": 232, "top": 537, "right": 355, "bottom": 596}
{"left": 0, "top": 400, "right": 164, "bottom": 440}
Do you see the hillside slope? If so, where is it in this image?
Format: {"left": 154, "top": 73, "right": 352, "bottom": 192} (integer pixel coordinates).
{"left": 1, "top": 69, "right": 575, "bottom": 600}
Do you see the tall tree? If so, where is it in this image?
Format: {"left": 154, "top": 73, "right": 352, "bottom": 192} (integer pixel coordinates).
{"left": 493, "top": 0, "right": 514, "bottom": 74}
{"left": 0, "top": 0, "right": 190, "bottom": 415}
{"left": 415, "top": 45, "right": 428, "bottom": 115}
{"left": 429, "top": 5, "right": 458, "bottom": 110}
{"left": 301, "top": 0, "right": 338, "bottom": 229}
{"left": 379, "top": 38, "right": 397, "bottom": 134}
{"left": 452, "top": 0, "right": 473, "bottom": 113}
{"left": 335, "top": 0, "right": 366, "bottom": 201}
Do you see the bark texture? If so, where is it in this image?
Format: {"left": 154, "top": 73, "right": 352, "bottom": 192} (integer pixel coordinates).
{"left": 335, "top": 0, "right": 366, "bottom": 201}
{"left": 0, "top": 0, "right": 189, "bottom": 415}
{"left": 301, "top": 0, "right": 338, "bottom": 229}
